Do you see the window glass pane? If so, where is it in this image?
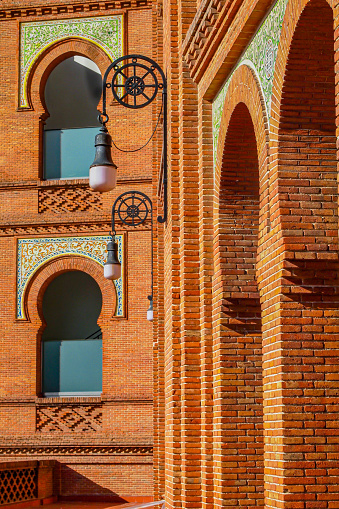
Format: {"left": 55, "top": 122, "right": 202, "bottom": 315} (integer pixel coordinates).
{"left": 43, "top": 340, "right": 61, "bottom": 393}
{"left": 43, "top": 56, "right": 101, "bottom": 180}
{"left": 43, "top": 339, "right": 102, "bottom": 394}
{"left": 44, "top": 130, "right": 61, "bottom": 179}
{"left": 44, "top": 127, "right": 98, "bottom": 179}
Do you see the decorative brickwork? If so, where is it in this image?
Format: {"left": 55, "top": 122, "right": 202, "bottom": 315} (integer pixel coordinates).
{"left": 0, "top": 446, "right": 153, "bottom": 456}
{"left": 0, "top": 2, "right": 148, "bottom": 22}
{"left": 0, "top": 467, "right": 37, "bottom": 505}
{"left": 36, "top": 405, "right": 102, "bottom": 432}
{"left": 38, "top": 187, "right": 103, "bottom": 213}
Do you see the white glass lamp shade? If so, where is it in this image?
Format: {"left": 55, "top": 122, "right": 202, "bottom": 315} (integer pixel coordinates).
{"left": 147, "top": 296, "right": 153, "bottom": 321}
{"left": 104, "top": 262, "right": 121, "bottom": 280}
{"left": 89, "top": 165, "right": 117, "bottom": 192}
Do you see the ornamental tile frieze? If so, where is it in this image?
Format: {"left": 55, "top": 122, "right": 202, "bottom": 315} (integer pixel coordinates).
{"left": 16, "top": 235, "right": 124, "bottom": 320}
{"left": 212, "top": 0, "right": 288, "bottom": 161}
{"left": 19, "top": 15, "right": 123, "bottom": 108}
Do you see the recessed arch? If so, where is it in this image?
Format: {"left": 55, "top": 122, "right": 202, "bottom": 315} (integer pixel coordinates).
{"left": 25, "top": 255, "right": 116, "bottom": 397}
{"left": 41, "top": 270, "right": 103, "bottom": 396}
{"left": 214, "top": 64, "right": 270, "bottom": 244}
{"left": 25, "top": 255, "right": 116, "bottom": 326}
{"left": 212, "top": 65, "right": 266, "bottom": 508}
{"left": 271, "top": 0, "right": 337, "bottom": 247}
{"left": 27, "top": 39, "right": 114, "bottom": 114}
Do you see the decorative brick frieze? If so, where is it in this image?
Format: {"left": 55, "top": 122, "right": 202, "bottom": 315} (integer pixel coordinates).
{"left": 36, "top": 405, "right": 103, "bottom": 432}
{"left": 0, "top": 222, "right": 110, "bottom": 236}
{"left": 38, "top": 187, "right": 103, "bottom": 213}
{"left": 182, "top": 0, "right": 223, "bottom": 70}
{"left": 0, "top": 446, "right": 153, "bottom": 456}
{"left": 0, "top": 1, "right": 149, "bottom": 22}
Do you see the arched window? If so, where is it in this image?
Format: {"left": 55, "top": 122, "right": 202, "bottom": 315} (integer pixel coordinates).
{"left": 42, "top": 271, "right": 102, "bottom": 397}
{"left": 43, "top": 56, "right": 102, "bottom": 180}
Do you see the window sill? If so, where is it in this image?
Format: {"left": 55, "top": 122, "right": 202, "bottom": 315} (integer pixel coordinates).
{"left": 39, "top": 178, "right": 89, "bottom": 188}
{"left": 36, "top": 394, "right": 102, "bottom": 405}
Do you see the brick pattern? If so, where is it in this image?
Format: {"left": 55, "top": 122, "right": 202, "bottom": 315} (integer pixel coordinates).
{"left": 0, "top": 446, "right": 153, "bottom": 456}
{"left": 38, "top": 187, "right": 103, "bottom": 213}
{"left": 153, "top": 0, "right": 339, "bottom": 507}
{"left": 0, "top": 467, "right": 37, "bottom": 505}
{"left": 36, "top": 406, "right": 102, "bottom": 432}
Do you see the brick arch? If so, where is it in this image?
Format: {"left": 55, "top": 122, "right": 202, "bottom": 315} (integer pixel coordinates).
{"left": 212, "top": 63, "right": 267, "bottom": 508}
{"left": 270, "top": 0, "right": 334, "bottom": 136}
{"left": 270, "top": 0, "right": 336, "bottom": 238}
{"left": 214, "top": 64, "right": 270, "bottom": 248}
{"left": 25, "top": 255, "right": 116, "bottom": 326}
{"left": 28, "top": 38, "right": 112, "bottom": 115}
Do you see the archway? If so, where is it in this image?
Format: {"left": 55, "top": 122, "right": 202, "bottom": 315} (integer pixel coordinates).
{"left": 264, "top": 0, "right": 338, "bottom": 506}
{"left": 41, "top": 271, "right": 102, "bottom": 396}
{"left": 43, "top": 56, "right": 102, "bottom": 180}
{"left": 214, "top": 101, "right": 264, "bottom": 508}
{"left": 278, "top": 0, "right": 337, "bottom": 243}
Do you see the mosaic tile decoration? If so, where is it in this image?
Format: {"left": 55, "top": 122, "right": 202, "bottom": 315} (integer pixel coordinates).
{"left": 212, "top": 0, "right": 288, "bottom": 162}
{"left": 19, "top": 15, "right": 123, "bottom": 108}
{"left": 17, "top": 235, "right": 124, "bottom": 320}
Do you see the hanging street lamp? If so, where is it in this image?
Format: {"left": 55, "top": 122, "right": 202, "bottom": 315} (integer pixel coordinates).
{"left": 89, "top": 54, "right": 167, "bottom": 321}
{"left": 105, "top": 190, "right": 153, "bottom": 321}
{"left": 89, "top": 54, "right": 167, "bottom": 224}
{"left": 90, "top": 126, "right": 117, "bottom": 192}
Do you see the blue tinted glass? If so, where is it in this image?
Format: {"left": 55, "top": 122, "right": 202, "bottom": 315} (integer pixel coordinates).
{"left": 43, "top": 339, "right": 102, "bottom": 394}
{"left": 44, "top": 127, "right": 98, "bottom": 179}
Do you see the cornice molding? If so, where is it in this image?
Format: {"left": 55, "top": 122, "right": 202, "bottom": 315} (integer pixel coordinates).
{"left": 0, "top": 219, "right": 151, "bottom": 236}
{"left": 0, "top": 0, "right": 150, "bottom": 21}
{"left": 183, "top": 0, "right": 275, "bottom": 99}
{"left": 182, "top": 0, "right": 235, "bottom": 80}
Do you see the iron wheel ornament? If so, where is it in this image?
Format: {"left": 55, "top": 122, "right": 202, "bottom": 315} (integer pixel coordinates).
{"left": 111, "top": 59, "right": 159, "bottom": 109}
{"left": 112, "top": 191, "right": 152, "bottom": 228}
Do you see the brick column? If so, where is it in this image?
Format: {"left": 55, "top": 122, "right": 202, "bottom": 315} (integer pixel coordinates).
{"left": 198, "top": 96, "right": 214, "bottom": 509}
{"left": 37, "top": 461, "right": 55, "bottom": 500}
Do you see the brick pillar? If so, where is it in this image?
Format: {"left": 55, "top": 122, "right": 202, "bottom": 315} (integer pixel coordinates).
{"left": 37, "top": 461, "right": 55, "bottom": 500}
{"left": 198, "top": 97, "right": 214, "bottom": 509}
{"left": 162, "top": 0, "right": 183, "bottom": 505}
{"left": 178, "top": 63, "right": 202, "bottom": 508}
{"left": 212, "top": 103, "right": 264, "bottom": 508}
{"left": 152, "top": 0, "right": 166, "bottom": 499}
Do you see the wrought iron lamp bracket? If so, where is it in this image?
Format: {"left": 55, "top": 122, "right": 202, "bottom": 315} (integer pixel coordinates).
{"left": 110, "top": 190, "right": 154, "bottom": 304}
{"left": 100, "top": 55, "right": 167, "bottom": 224}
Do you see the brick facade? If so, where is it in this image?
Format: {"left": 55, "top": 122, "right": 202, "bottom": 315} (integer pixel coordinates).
{"left": 153, "top": 0, "right": 339, "bottom": 507}
{"left": 0, "top": 0, "right": 154, "bottom": 502}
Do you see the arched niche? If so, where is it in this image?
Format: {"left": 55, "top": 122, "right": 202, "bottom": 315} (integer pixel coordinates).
{"left": 43, "top": 55, "right": 102, "bottom": 179}
{"left": 41, "top": 270, "right": 103, "bottom": 396}
{"left": 24, "top": 255, "right": 116, "bottom": 397}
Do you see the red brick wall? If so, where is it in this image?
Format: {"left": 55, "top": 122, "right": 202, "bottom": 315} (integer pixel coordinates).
{"left": 153, "top": 0, "right": 339, "bottom": 507}
{"left": 0, "top": 2, "right": 155, "bottom": 501}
